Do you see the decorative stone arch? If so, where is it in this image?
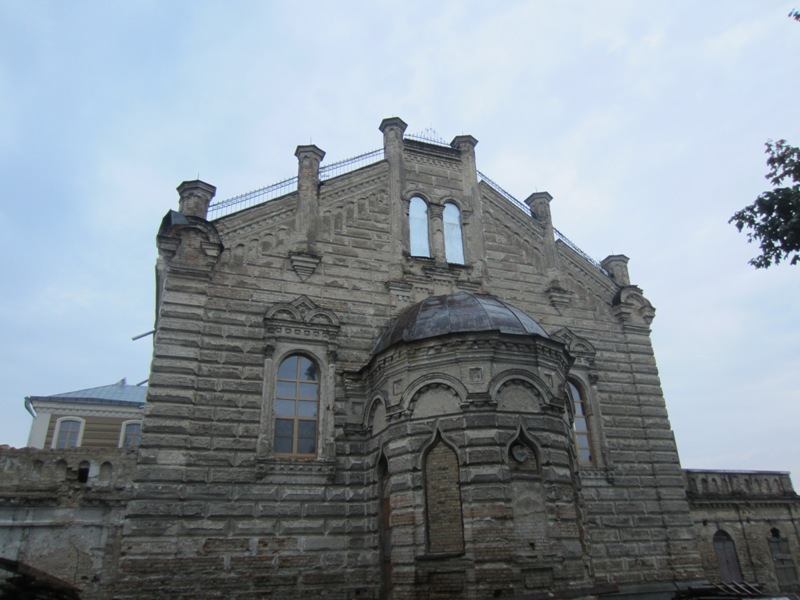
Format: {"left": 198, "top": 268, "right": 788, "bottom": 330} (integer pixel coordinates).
{"left": 402, "top": 375, "right": 466, "bottom": 419}
{"left": 264, "top": 295, "right": 341, "bottom": 328}
{"left": 506, "top": 426, "right": 541, "bottom": 473}
{"left": 365, "top": 392, "right": 389, "bottom": 435}
{"left": 489, "top": 370, "right": 550, "bottom": 411}
{"left": 403, "top": 189, "right": 434, "bottom": 205}
{"left": 265, "top": 303, "right": 302, "bottom": 322}
{"left": 494, "top": 378, "right": 546, "bottom": 414}
{"left": 552, "top": 327, "right": 597, "bottom": 368}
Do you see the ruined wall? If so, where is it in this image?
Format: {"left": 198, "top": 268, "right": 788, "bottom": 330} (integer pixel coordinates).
{"left": 0, "top": 447, "right": 135, "bottom": 599}
{"left": 685, "top": 469, "right": 800, "bottom": 595}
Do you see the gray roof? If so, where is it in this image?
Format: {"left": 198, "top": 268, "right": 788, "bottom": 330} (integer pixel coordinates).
{"left": 372, "top": 292, "right": 548, "bottom": 356}
{"left": 27, "top": 379, "right": 147, "bottom": 406}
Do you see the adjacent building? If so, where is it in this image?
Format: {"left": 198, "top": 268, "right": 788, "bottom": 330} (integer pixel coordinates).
{"left": 25, "top": 380, "right": 145, "bottom": 451}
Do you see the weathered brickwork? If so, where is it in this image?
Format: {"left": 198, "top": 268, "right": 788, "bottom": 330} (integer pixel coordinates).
{"left": 0, "top": 447, "right": 136, "bottom": 599}
{"left": 3, "top": 117, "right": 800, "bottom": 599}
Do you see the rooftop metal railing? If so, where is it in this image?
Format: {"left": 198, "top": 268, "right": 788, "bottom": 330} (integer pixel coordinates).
{"left": 477, "top": 171, "right": 530, "bottom": 215}
{"left": 405, "top": 129, "right": 450, "bottom": 147}
{"left": 207, "top": 148, "right": 386, "bottom": 218}
{"left": 319, "top": 148, "right": 384, "bottom": 181}
{"left": 478, "top": 171, "right": 608, "bottom": 274}
{"left": 207, "top": 176, "right": 298, "bottom": 218}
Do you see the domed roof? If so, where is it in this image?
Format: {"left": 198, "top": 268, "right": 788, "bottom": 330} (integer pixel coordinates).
{"left": 372, "top": 291, "right": 548, "bottom": 356}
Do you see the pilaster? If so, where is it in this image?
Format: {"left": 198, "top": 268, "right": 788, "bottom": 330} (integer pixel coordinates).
{"left": 451, "top": 134, "right": 486, "bottom": 279}
{"left": 294, "top": 144, "right": 325, "bottom": 255}
{"left": 380, "top": 117, "right": 408, "bottom": 281}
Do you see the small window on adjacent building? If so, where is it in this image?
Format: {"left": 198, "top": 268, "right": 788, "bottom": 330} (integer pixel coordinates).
{"left": 409, "top": 196, "right": 431, "bottom": 258}
{"left": 567, "top": 381, "right": 593, "bottom": 466}
{"left": 53, "top": 418, "right": 83, "bottom": 449}
{"left": 443, "top": 202, "right": 465, "bottom": 264}
{"left": 274, "top": 354, "right": 320, "bottom": 456}
{"left": 120, "top": 421, "right": 142, "bottom": 449}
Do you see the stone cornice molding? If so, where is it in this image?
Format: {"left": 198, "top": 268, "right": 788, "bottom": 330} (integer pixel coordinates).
{"left": 31, "top": 401, "right": 144, "bottom": 419}
{"left": 612, "top": 285, "right": 656, "bottom": 325}
{"left": 264, "top": 295, "right": 341, "bottom": 351}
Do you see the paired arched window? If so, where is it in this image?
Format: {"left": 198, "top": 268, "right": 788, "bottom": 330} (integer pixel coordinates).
{"left": 274, "top": 354, "right": 320, "bottom": 456}
{"left": 408, "top": 196, "right": 465, "bottom": 263}
{"left": 53, "top": 418, "right": 83, "bottom": 449}
{"left": 567, "top": 381, "right": 593, "bottom": 466}
{"left": 409, "top": 196, "right": 430, "bottom": 258}
{"left": 443, "top": 202, "right": 464, "bottom": 264}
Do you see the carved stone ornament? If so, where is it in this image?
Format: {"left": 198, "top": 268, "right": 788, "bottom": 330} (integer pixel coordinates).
{"left": 611, "top": 286, "right": 656, "bottom": 325}
{"left": 289, "top": 251, "right": 321, "bottom": 282}
{"left": 546, "top": 280, "right": 574, "bottom": 310}
{"left": 264, "top": 295, "right": 340, "bottom": 345}
{"left": 552, "top": 327, "right": 596, "bottom": 368}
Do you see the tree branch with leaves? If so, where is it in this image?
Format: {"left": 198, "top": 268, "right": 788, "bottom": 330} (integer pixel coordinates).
{"left": 729, "top": 140, "right": 800, "bottom": 268}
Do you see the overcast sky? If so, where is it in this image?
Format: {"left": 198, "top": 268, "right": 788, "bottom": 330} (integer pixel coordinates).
{"left": 2, "top": 1, "right": 799, "bottom": 482}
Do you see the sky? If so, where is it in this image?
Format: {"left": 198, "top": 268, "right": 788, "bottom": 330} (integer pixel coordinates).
{"left": 1, "top": 2, "right": 799, "bottom": 482}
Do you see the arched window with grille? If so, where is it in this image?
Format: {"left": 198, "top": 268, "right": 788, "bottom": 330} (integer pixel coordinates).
{"left": 274, "top": 354, "right": 320, "bottom": 457}
{"left": 443, "top": 202, "right": 465, "bottom": 264}
{"left": 409, "top": 196, "right": 431, "bottom": 258}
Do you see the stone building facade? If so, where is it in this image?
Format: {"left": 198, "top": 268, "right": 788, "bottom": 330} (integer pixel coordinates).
{"left": 2, "top": 117, "right": 800, "bottom": 599}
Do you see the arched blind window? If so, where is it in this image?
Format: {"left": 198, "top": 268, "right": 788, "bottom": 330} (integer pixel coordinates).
{"left": 275, "top": 354, "right": 319, "bottom": 456}
{"left": 409, "top": 196, "right": 431, "bottom": 257}
{"left": 567, "top": 381, "right": 593, "bottom": 466}
{"left": 443, "top": 202, "right": 464, "bottom": 264}
{"left": 713, "top": 530, "right": 743, "bottom": 583}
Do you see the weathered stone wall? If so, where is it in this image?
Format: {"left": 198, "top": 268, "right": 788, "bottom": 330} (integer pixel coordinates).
{"left": 0, "top": 447, "right": 135, "bottom": 599}
{"left": 112, "top": 120, "right": 708, "bottom": 599}
{"left": 685, "top": 469, "right": 800, "bottom": 594}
